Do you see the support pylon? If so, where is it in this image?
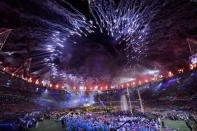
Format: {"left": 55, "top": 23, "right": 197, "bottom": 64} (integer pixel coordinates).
{"left": 137, "top": 87, "right": 144, "bottom": 114}
{"left": 0, "top": 28, "right": 12, "bottom": 50}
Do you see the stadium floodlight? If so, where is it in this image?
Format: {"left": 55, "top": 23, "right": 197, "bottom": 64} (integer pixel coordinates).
{"left": 190, "top": 53, "right": 197, "bottom": 64}
{"left": 187, "top": 38, "right": 197, "bottom": 64}
{"left": 143, "top": 70, "right": 160, "bottom": 75}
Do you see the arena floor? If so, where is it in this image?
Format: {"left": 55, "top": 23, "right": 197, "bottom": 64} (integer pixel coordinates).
{"left": 30, "top": 120, "right": 64, "bottom": 131}
{"left": 30, "top": 119, "right": 194, "bottom": 131}
{"left": 162, "top": 120, "right": 195, "bottom": 131}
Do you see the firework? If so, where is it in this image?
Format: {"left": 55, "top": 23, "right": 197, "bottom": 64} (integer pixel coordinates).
{"left": 0, "top": 0, "right": 183, "bottom": 87}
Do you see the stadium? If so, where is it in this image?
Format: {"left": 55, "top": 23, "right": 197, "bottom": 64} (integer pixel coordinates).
{"left": 0, "top": 0, "right": 197, "bottom": 130}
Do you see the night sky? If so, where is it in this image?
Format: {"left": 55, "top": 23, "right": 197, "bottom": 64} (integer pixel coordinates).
{"left": 0, "top": 0, "right": 197, "bottom": 86}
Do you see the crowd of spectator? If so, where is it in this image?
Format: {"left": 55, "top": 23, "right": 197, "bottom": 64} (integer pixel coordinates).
{"left": 0, "top": 111, "right": 48, "bottom": 131}
{"left": 95, "top": 72, "right": 197, "bottom": 112}
{"left": 0, "top": 70, "right": 196, "bottom": 130}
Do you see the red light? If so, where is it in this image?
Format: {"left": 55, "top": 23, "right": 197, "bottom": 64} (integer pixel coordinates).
{"left": 35, "top": 80, "right": 39, "bottom": 85}
{"left": 138, "top": 81, "right": 141, "bottom": 85}
{"left": 28, "top": 77, "right": 32, "bottom": 83}
{"left": 55, "top": 84, "right": 59, "bottom": 89}
{"left": 168, "top": 71, "right": 173, "bottom": 77}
